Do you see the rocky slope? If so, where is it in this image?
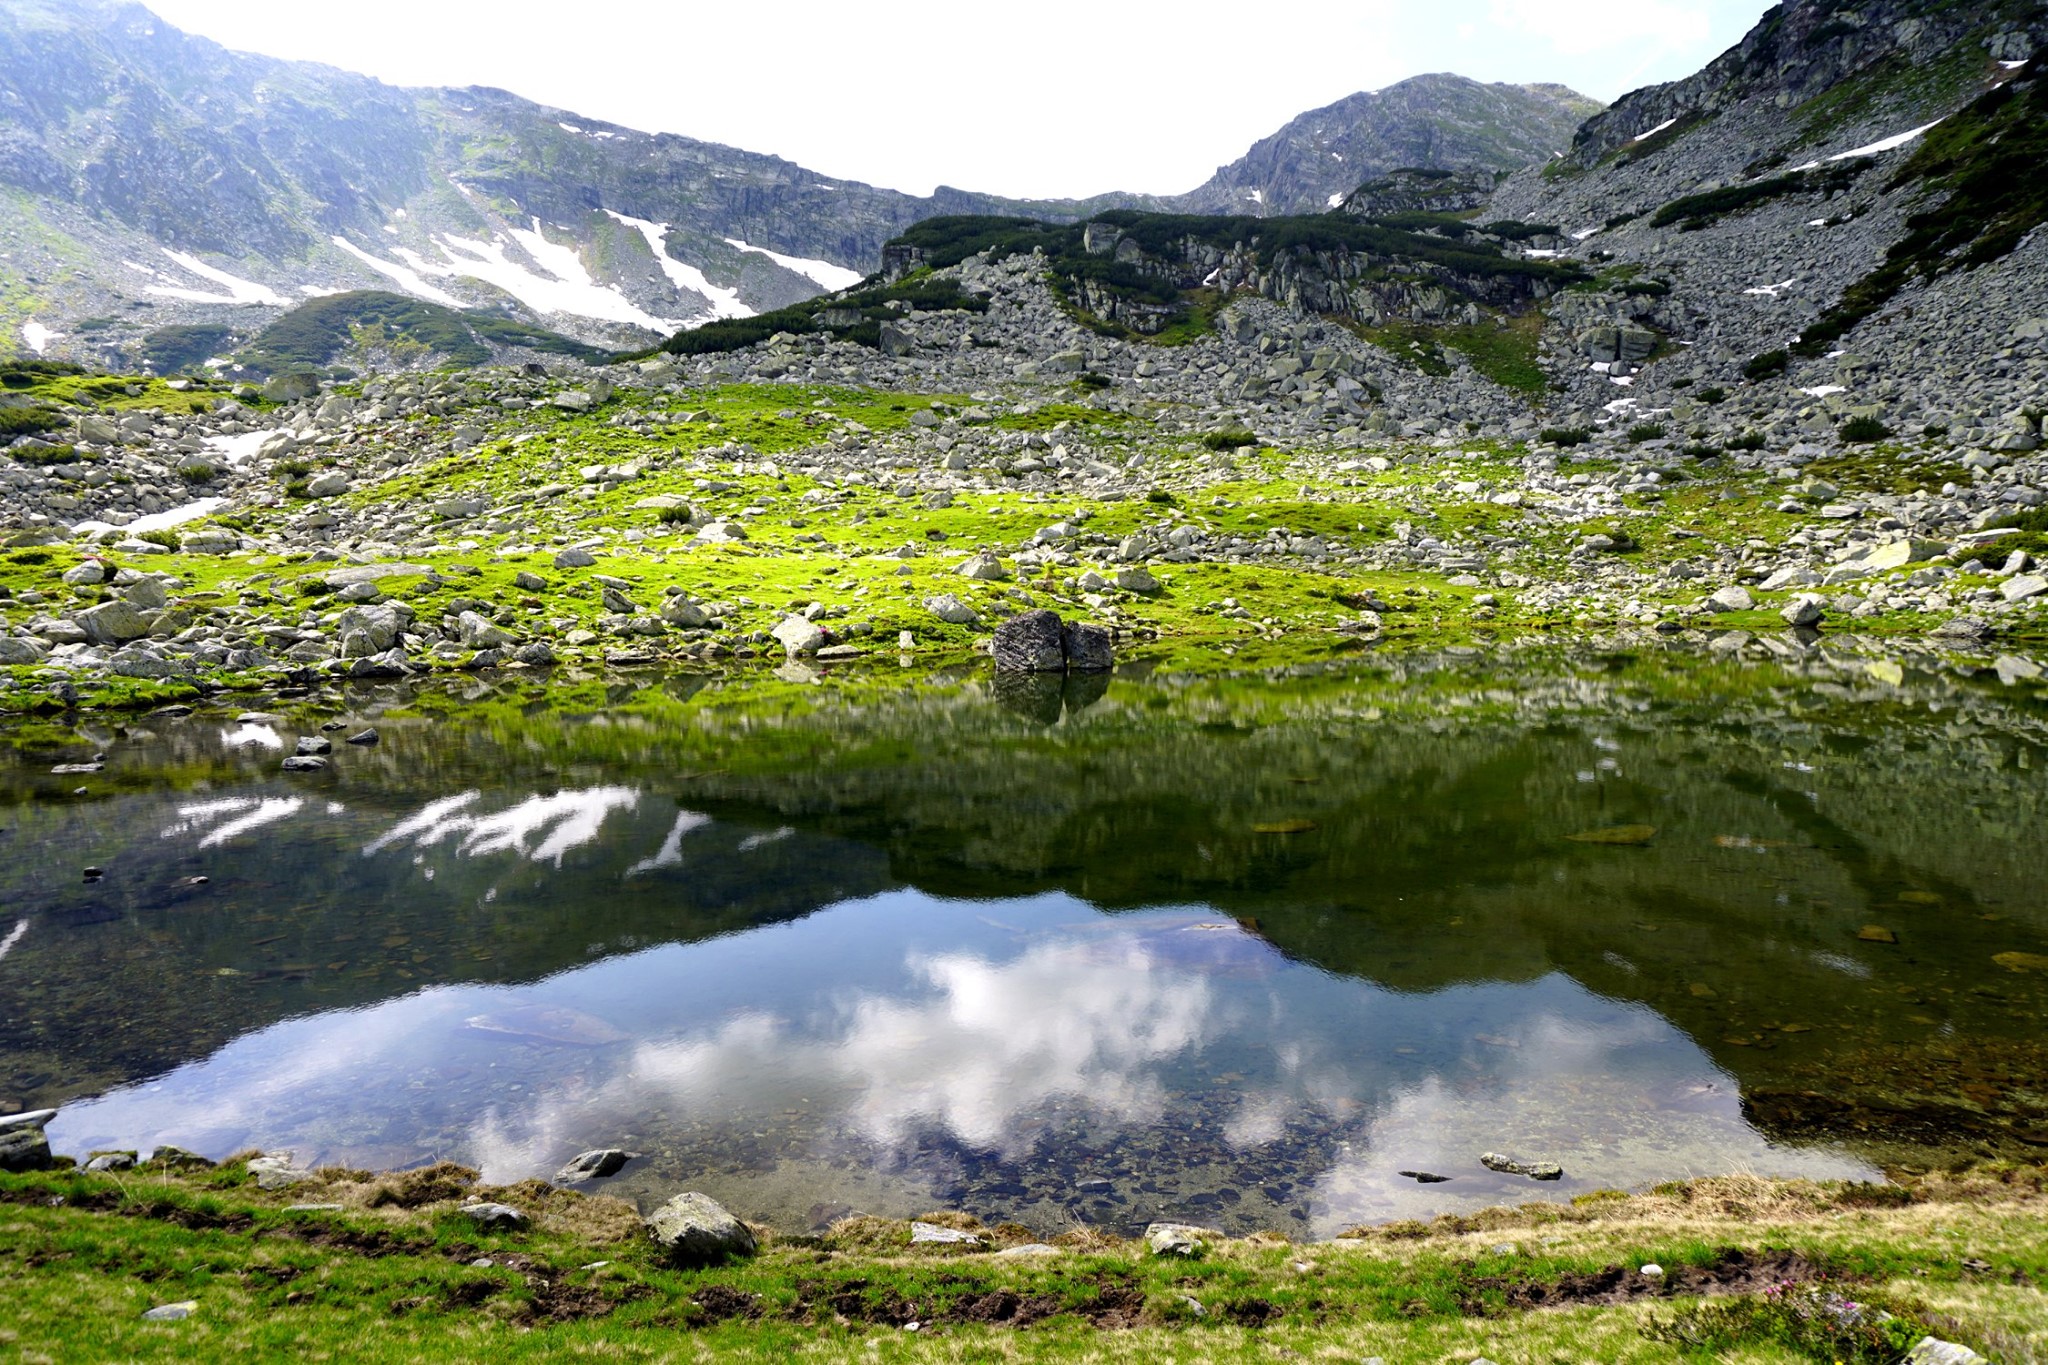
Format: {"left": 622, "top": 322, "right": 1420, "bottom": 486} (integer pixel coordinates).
{"left": 1172, "top": 76, "right": 1601, "bottom": 217}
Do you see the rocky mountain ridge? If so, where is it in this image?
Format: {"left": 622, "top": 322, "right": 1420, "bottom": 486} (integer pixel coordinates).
{"left": 0, "top": 0, "right": 1602, "bottom": 369}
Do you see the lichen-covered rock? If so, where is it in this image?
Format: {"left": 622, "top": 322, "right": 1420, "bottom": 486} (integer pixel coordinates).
{"left": 645, "top": 1192, "right": 757, "bottom": 1267}
{"left": 1062, "top": 621, "right": 1114, "bottom": 671}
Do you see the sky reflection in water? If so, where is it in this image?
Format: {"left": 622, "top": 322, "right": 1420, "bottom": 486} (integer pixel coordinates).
{"left": 49, "top": 781, "right": 1875, "bottom": 1234}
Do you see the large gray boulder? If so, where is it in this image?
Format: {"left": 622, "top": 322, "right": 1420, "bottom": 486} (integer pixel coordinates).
{"left": 74, "top": 599, "right": 153, "bottom": 645}
{"left": 645, "top": 1192, "right": 757, "bottom": 1267}
{"left": 994, "top": 609, "right": 1066, "bottom": 672}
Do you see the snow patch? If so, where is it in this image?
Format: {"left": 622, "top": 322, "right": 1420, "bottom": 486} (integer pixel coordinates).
{"left": 1793, "top": 119, "right": 1945, "bottom": 170}
{"left": 1246, "top": 189, "right": 1264, "bottom": 205}
{"left": 1327, "top": 192, "right": 1345, "bottom": 208}
{"left": 1631, "top": 117, "right": 1678, "bottom": 143}
{"left": 1571, "top": 226, "right": 1603, "bottom": 240}
{"left": 1524, "top": 248, "right": 1564, "bottom": 259}
{"left": 21, "top": 321, "right": 56, "bottom": 355}
{"left": 340, "top": 221, "right": 680, "bottom": 331}
{"left": 602, "top": 212, "right": 754, "bottom": 322}
{"left": 1801, "top": 385, "right": 1847, "bottom": 398}
{"left": 126, "top": 497, "right": 227, "bottom": 533}
{"left": 722, "top": 237, "right": 864, "bottom": 291}
{"left": 204, "top": 429, "right": 281, "bottom": 466}
{"left": 144, "top": 249, "right": 287, "bottom": 306}
{"left": 334, "top": 236, "right": 463, "bottom": 306}
{"left": 1744, "top": 279, "right": 1799, "bottom": 298}
{"left": 2001, "top": 59, "right": 2027, "bottom": 69}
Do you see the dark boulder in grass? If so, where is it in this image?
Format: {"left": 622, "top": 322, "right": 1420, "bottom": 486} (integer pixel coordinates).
{"left": 1063, "top": 621, "right": 1113, "bottom": 671}
{"left": 993, "top": 609, "right": 1067, "bottom": 672}
{"left": 0, "top": 1126, "right": 54, "bottom": 1172}
{"left": 994, "top": 610, "right": 1113, "bottom": 673}
{"left": 645, "top": 1191, "right": 757, "bottom": 1267}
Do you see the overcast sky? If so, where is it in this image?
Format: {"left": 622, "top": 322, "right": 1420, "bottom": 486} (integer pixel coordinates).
{"left": 141, "top": 0, "right": 1773, "bottom": 200}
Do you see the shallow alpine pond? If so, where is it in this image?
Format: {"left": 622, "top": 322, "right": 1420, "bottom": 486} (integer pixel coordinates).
{"left": 3, "top": 644, "right": 2047, "bottom": 1238}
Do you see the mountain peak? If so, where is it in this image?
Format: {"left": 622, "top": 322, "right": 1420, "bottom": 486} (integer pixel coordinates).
{"left": 1172, "top": 73, "right": 1603, "bottom": 216}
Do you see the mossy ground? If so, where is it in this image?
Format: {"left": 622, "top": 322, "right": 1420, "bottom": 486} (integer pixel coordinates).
{"left": 1, "top": 1161, "right": 2041, "bottom": 1363}
{"left": 3, "top": 376, "right": 2042, "bottom": 718}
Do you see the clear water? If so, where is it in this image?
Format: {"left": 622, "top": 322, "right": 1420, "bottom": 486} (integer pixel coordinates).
{"left": 3, "top": 647, "right": 2045, "bottom": 1237}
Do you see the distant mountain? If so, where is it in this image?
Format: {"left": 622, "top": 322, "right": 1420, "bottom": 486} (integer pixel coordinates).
{"left": 0, "top": 2, "right": 1602, "bottom": 369}
{"left": 1170, "top": 75, "right": 1603, "bottom": 216}
{"left": 0, "top": 0, "right": 1146, "bottom": 366}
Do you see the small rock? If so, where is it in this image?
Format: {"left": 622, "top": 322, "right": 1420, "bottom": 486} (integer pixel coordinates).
{"left": 1705, "top": 585, "right": 1754, "bottom": 613}
{"left": 1780, "top": 597, "right": 1824, "bottom": 628}
{"left": 924, "top": 593, "right": 979, "bottom": 626}
{"left": 280, "top": 756, "right": 328, "bottom": 773}
{"left": 1144, "top": 1222, "right": 1209, "bottom": 1258}
{"left": 910, "top": 1221, "right": 984, "bottom": 1245}
{"left": 294, "top": 736, "right": 332, "bottom": 756}
{"left": 771, "top": 614, "right": 830, "bottom": 657}
{"left": 345, "top": 729, "right": 379, "bottom": 746}
{"left": 1640, "top": 1263, "right": 1664, "bottom": 1278}
{"left": 460, "top": 1202, "right": 529, "bottom": 1231}
{"left": 0, "top": 1126, "right": 54, "bottom": 1172}
{"left": 85, "top": 1150, "right": 137, "bottom": 1172}
{"left": 1398, "top": 1170, "right": 1451, "bottom": 1183}
{"left": 554, "top": 548, "right": 597, "bottom": 569}
{"left": 1905, "top": 1339, "right": 1989, "bottom": 1365}
{"left": 553, "top": 1149, "right": 636, "bottom": 1184}
{"left": 141, "top": 1301, "right": 198, "bottom": 1322}
{"left": 1479, "top": 1152, "right": 1563, "bottom": 1180}
{"left": 645, "top": 1192, "right": 757, "bottom": 1267}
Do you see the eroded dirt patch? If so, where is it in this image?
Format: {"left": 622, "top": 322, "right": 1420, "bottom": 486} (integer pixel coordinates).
{"left": 1463, "top": 1246, "right": 1823, "bottom": 1313}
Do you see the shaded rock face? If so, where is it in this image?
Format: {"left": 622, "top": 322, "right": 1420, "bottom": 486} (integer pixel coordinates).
{"left": 993, "top": 609, "right": 1066, "bottom": 672}
{"left": 993, "top": 610, "right": 1114, "bottom": 674}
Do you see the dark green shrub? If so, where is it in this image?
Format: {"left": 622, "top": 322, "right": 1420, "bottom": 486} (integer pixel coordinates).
{"left": 1075, "top": 372, "right": 1112, "bottom": 390}
{"left": 1682, "top": 443, "right": 1722, "bottom": 459}
{"left": 1200, "top": 430, "right": 1257, "bottom": 451}
{"left": 137, "top": 529, "right": 178, "bottom": 549}
{"left": 176, "top": 462, "right": 218, "bottom": 483}
{"left": 1698, "top": 385, "right": 1727, "bottom": 404}
{"left": 1540, "top": 427, "right": 1592, "bottom": 447}
{"left": 1744, "top": 350, "right": 1790, "bottom": 381}
{"left": 1627, "top": 423, "right": 1667, "bottom": 442}
{"left": 1729, "top": 431, "right": 1768, "bottom": 452}
{"left": 1840, "top": 415, "right": 1891, "bottom": 443}
{"left": 9, "top": 443, "right": 80, "bottom": 465}
{"left": 1145, "top": 489, "right": 1176, "bottom": 505}
{"left": 0, "top": 406, "right": 65, "bottom": 437}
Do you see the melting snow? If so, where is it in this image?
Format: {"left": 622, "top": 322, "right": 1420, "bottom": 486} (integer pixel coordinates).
{"left": 603, "top": 212, "right": 751, "bottom": 322}
{"left": 558, "top": 122, "right": 585, "bottom": 134}
{"left": 21, "top": 321, "right": 56, "bottom": 354}
{"left": 1801, "top": 385, "right": 1848, "bottom": 398}
{"left": 1744, "top": 279, "right": 1799, "bottom": 298}
{"left": 2001, "top": 59, "right": 2027, "bottom": 69}
{"left": 1524, "top": 248, "right": 1564, "bottom": 259}
{"left": 334, "top": 236, "right": 462, "bottom": 306}
{"left": 340, "top": 220, "right": 680, "bottom": 331}
{"left": 1631, "top": 117, "right": 1679, "bottom": 143}
{"left": 722, "top": 237, "right": 864, "bottom": 291}
{"left": 1247, "top": 189, "right": 1264, "bottom": 205}
{"left": 145, "top": 249, "right": 287, "bottom": 306}
{"left": 204, "top": 429, "right": 281, "bottom": 465}
{"left": 0, "top": 919, "right": 29, "bottom": 965}
{"left": 1571, "top": 226, "right": 1602, "bottom": 240}
{"left": 126, "top": 497, "right": 227, "bottom": 532}
{"left": 1793, "top": 119, "right": 1944, "bottom": 170}
{"left": 1326, "top": 192, "right": 1345, "bottom": 208}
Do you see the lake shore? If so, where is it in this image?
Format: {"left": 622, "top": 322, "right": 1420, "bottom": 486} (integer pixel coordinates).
{"left": 1, "top": 1150, "right": 2040, "bottom": 1362}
